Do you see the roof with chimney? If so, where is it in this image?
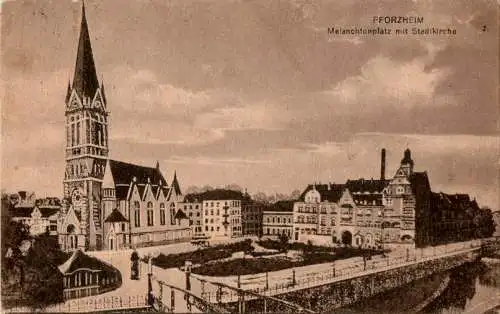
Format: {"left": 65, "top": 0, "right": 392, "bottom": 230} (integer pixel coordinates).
{"left": 184, "top": 189, "right": 248, "bottom": 202}
{"left": 71, "top": 2, "right": 100, "bottom": 100}
{"left": 298, "top": 183, "right": 346, "bottom": 203}
{"left": 264, "top": 200, "right": 295, "bottom": 213}
{"left": 346, "top": 179, "right": 389, "bottom": 194}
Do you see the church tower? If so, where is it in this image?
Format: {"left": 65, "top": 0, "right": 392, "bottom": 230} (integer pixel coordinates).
{"left": 63, "top": 2, "right": 108, "bottom": 250}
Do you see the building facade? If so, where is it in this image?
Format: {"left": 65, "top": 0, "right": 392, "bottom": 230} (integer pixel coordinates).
{"left": 293, "top": 149, "right": 420, "bottom": 247}
{"left": 182, "top": 189, "right": 244, "bottom": 239}
{"left": 58, "top": 4, "right": 190, "bottom": 251}
{"left": 292, "top": 148, "right": 495, "bottom": 248}
{"left": 263, "top": 200, "right": 294, "bottom": 238}
{"left": 241, "top": 200, "right": 264, "bottom": 236}
{"left": 181, "top": 197, "right": 204, "bottom": 238}
{"left": 9, "top": 196, "right": 61, "bottom": 236}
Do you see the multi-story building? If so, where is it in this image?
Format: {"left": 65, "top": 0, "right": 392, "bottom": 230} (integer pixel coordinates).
{"left": 263, "top": 200, "right": 294, "bottom": 238}
{"left": 57, "top": 4, "right": 190, "bottom": 251}
{"left": 242, "top": 199, "right": 264, "bottom": 236}
{"left": 181, "top": 196, "right": 204, "bottom": 237}
{"left": 293, "top": 184, "right": 358, "bottom": 244}
{"left": 183, "top": 189, "right": 245, "bottom": 239}
{"left": 293, "top": 149, "right": 419, "bottom": 247}
{"left": 10, "top": 197, "right": 62, "bottom": 236}
{"left": 293, "top": 148, "right": 495, "bottom": 248}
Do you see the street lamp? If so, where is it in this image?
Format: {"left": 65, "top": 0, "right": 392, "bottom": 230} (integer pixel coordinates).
{"left": 380, "top": 210, "right": 385, "bottom": 256}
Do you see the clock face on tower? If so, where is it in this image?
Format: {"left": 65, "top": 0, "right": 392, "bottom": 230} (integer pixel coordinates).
{"left": 72, "top": 188, "right": 82, "bottom": 204}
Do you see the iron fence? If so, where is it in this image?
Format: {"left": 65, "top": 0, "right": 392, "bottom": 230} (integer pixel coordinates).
{"left": 4, "top": 294, "right": 149, "bottom": 313}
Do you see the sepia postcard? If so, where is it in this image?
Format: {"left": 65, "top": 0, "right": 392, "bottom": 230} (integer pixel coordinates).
{"left": 1, "top": 0, "right": 499, "bottom": 313}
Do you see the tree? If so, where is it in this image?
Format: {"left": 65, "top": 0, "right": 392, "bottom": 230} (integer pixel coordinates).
{"left": 252, "top": 192, "right": 269, "bottom": 204}
{"left": 290, "top": 190, "right": 301, "bottom": 200}
{"left": 224, "top": 184, "right": 243, "bottom": 192}
{"left": 278, "top": 233, "right": 289, "bottom": 255}
{"left": 1, "top": 194, "right": 64, "bottom": 310}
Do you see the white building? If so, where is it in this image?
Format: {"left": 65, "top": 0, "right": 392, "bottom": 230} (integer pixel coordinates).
{"left": 263, "top": 200, "right": 294, "bottom": 238}
{"left": 182, "top": 189, "right": 245, "bottom": 240}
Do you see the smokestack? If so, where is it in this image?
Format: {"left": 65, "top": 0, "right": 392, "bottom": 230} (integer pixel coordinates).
{"left": 381, "top": 148, "right": 386, "bottom": 180}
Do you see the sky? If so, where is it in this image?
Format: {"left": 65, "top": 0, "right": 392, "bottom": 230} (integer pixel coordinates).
{"left": 1, "top": 0, "right": 499, "bottom": 208}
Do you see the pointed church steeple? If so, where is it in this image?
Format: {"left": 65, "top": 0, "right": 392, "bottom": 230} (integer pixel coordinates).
{"left": 171, "top": 171, "right": 182, "bottom": 196}
{"left": 65, "top": 81, "right": 72, "bottom": 103}
{"left": 72, "top": 1, "right": 99, "bottom": 100}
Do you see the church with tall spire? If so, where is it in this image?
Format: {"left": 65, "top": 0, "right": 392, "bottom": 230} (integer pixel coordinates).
{"left": 58, "top": 3, "right": 190, "bottom": 251}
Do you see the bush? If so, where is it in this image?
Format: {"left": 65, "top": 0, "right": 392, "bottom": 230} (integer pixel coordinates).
{"left": 193, "top": 257, "right": 295, "bottom": 276}
{"left": 153, "top": 240, "right": 253, "bottom": 269}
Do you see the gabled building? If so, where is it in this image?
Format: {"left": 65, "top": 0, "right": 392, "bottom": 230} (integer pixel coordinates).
{"left": 10, "top": 198, "right": 61, "bottom": 236}
{"left": 58, "top": 4, "right": 189, "bottom": 251}
{"left": 292, "top": 149, "right": 428, "bottom": 247}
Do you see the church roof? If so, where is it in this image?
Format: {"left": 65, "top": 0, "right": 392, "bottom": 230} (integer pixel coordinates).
{"left": 171, "top": 171, "right": 182, "bottom": 196}
{"left": 104, "top": 208, "right": 128, "bottom": 223}
{"left": 174, "top": 209, "right": 188, "bottom": 220}
{"left": 108, "top": 160, "right": 166, "bottom": 186}
{"left": 72, "top": 2, "right": 100, "bottom": 99}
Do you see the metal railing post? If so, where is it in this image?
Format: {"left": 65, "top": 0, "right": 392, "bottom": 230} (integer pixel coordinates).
{"left": 171, "top": 289, "right": 175, "bottom": 312}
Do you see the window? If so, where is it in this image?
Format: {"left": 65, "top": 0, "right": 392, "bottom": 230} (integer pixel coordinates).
{"left": 160, "top": 203, "right": 166, "bottom": 225}
{"left": 76, "top": 122, "right": 80, "bottom": 145}
{"left": 134, "top": 201, "right": 140, "bottom": 227}
{"left": 170, "top": 203, "right": 176, "bottom": 225}
{"left": 147, "top": 202, "right": 154, "bottom": 226}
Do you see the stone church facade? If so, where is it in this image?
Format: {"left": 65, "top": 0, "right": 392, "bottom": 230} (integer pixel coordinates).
{"left": 58, "top": 4, "right": 190, "bottom": 251}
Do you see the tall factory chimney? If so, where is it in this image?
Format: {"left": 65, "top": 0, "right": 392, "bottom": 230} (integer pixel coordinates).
{"left": 381, "top": 148, "right": 386, "bottom": 180}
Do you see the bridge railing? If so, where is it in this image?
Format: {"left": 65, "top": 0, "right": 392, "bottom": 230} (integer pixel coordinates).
{"left": 151, "top": 276, "right": 230, "bottom": 313}
{"left": 191, "top": 276, "right": 315, "bottom": 313}
{"left": 4, "top": 295, "right": 149, "bottom": 313}
{"left": 245, "top": 239, "right": 483, "bottom": 296}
